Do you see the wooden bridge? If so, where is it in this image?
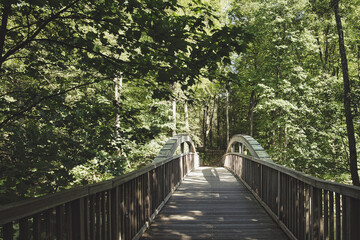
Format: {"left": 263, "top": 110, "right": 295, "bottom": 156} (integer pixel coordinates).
{"left": 1, "top": 134, "right": 360, "bottom": 240}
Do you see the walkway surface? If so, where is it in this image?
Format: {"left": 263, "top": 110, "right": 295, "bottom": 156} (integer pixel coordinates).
{"left": 141, "top": 167, "right": 289, "bottom": 240}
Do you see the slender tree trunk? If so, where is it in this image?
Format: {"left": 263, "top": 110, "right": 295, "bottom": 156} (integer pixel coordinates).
{"left": 172, "top": 98, "right": 176, "bottom": 136}
{"left": 358, "top": 44, "right": 360, "bottom": 81}
{"left": 184, "top": 101, "right": 189, "bottom": 131}
{"left": 226, "top": 88, "right": 230, "bottom": 144}
{"left": 248, "top": 90, "right": 257, "bottom": 136}
{"left": 208, "top": 97, "right": 216, "bottom": 149}
{"left": 114, "top": 75, "right": 130, "bottom": 168}
{"left": 114, "top": 75, "right": 122, "bottom": 157}
{"left": 203, "top": 108, "right": 207, "bottom": 150}
{"left": 315, "top": 29, "right": 324, "bottom": 66}
{"left": 217, "top": 101, "right": 221, "bottom": 150}
{"left": 0, "top": 2, "right": 11, "bottom": 68}
{"left": 333, "top": 0, "right": 360, "bottom": 186}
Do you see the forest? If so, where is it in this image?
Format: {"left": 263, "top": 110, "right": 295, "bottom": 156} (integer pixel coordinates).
{"left": 0, "top": 0, "right": 360, "bottom": 204}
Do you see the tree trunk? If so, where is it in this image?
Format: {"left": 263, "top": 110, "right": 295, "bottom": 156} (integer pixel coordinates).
{"left": 208, "top": 97, "right": 216, "bottom": 149}
{"left": 226, "top": 88, "right": 230, "bottom": 144}
{"left": 114, "top": 75, "right": 122, "bottom": 157}
{"left": 184, "top": 101, "right": 189, "bottom": 132}
{"left": 114, "top": 75, "right": 131, "bottom": 168}
{"left": 248, "top": 90, "right": 257, "bottom": 136}
{"left": 333, "top": 0, "right": 360, "bottom": 186}
{"left": 203, "top": 108, "right": 207, "bottom": 150}
{"left": 172, "top": 98, "right": 176, "bottom": 136}
{"left": 0, "top": 2, "right": 11, "bottom": 67}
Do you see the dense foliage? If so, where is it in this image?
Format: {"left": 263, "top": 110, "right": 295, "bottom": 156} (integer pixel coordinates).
{"left": 0, "top": 0, "right": 245, "bottom": 203}
{"left": 1, "top": 0, "right": 360, "bottom": 204}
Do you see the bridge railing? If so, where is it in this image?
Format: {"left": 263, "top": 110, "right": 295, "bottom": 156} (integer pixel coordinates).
{"left": 0, "top": 153, "right": 198, "bottom": 240}
{"left": 224, "top": 153, "right": 360, "bottom": 240}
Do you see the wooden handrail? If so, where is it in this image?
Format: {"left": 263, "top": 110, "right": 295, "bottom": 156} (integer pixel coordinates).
{"left": 0, "top": 153, "right": 198, "bottom": 239}
{"left": 224, "top": 153, "right": 360, "bottom": 240}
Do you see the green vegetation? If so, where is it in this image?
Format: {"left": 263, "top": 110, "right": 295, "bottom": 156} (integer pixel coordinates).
{"left": 1, "top": 0, "right": 360, "bottom": 204}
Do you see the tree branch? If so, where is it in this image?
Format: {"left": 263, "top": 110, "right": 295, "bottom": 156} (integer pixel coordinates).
{"left": 0, "top": 76, "right": 112, "bottom": 129}
{"left": 0, "top": 0, "right": 80, "bottom": 68}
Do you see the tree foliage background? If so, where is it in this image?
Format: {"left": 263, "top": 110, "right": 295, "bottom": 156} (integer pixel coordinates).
{"left": 1, "top": 0, "right": 360, "bottom": 204}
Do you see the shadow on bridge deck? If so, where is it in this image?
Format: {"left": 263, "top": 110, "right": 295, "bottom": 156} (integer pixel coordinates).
{"left": 141, "top": 167, "right": 289, "bottom": 240}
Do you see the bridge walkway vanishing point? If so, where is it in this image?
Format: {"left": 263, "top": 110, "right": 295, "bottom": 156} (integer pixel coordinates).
{"left": 141, "top": 167, "right": 288, "bottom": 239}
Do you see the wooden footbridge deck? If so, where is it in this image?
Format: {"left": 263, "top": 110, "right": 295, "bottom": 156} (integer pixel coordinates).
{"left": 141, "top": 167, "right": 288, "bottom": 239}
{"left": 1, "top": 134, "right": 360, "bottom": 240}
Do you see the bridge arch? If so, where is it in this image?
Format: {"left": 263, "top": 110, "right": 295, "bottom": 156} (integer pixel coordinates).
{"left": 226, "top": 134, "right": 273, "bottom": 163}
{"left": 154, "top": 134, "right": 198, "bottom": 164}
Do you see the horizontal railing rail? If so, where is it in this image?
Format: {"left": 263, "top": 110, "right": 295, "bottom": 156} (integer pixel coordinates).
{"left": 1, "top": 152, "right": 198, "bottom": 240}
{"left": 223, "top": 153, "right": 360, "bottom": 240}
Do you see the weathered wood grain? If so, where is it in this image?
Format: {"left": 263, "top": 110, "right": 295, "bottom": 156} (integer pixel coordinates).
{"left": 141, "top": 167, "right": 289, "bottom": 240}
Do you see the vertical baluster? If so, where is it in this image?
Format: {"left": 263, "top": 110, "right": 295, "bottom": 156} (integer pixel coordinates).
{"left": 277, "top": 171, "right": 281, "bottom": 219}
{"left": 342, "top": 195, "right": 347, "bottom": 240}
{"left": 19, "top": 217, "right": 29, "bottom": 240}
{"left": 72, "top": 199, "right": 85, "bottom": 240}
{"left": 65, "top": 202, "right": 72, "bottom": 240}
{"left": 90, "top": 195, "right": 95, "bottom": 240}
{"left": 45, "top": 209, "right": 53, "bottom": 240}
{"left": 131, "top": 180, "right": 135, "bottom": 239}
{"left": 56, "top": 205, "right": 64, "bottom": 240}
{"left": 324, "top": 190, "right": 329, "bottom": 240}
{"left": 3, "top": 222, "right": 14, "bottom": 240}
{"left": 33, "top": 213, "right": 41, "bottom": 240}
{"left": 101, "top": 192, "right": 106, "bottom": 240}
{"left": 329, "top": 192, "right": 334, "bottom": 240}
{"left": 299, "top": 181, "right": 304, "bottom": 240}
{"left": 335, "top": 193, "right": 341, "bottom": 240}
{"left": 96, "top": 193, "right": 101, "bottom": 240}
{"left": 305, "top": 184, "right": 310, "bottom": 239}
{"left": 111, "top": 187, "right": 118, "bottom": 240}
{"left": 311, "top": 187, "right": 322, "bottom": 240}
{"left": 107, "top": 190, "right": 111, "bottom": 240}
{"left": 295, "top": 180, "right": 299, "bottom": 238}
{"left": 84, "top": 197, "right": 89, "bottom": 240}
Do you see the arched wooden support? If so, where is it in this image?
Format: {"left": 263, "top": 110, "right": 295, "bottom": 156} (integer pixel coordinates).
{"left": 226, "top": 134, "right": 273, "bottom": 163}
{"left": 154, "top": 134, "right": 199, "bottom": 166}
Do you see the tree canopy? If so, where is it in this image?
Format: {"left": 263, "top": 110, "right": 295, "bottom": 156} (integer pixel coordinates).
{"left": 1, "top": 0, "right": 360, "bottom": 204}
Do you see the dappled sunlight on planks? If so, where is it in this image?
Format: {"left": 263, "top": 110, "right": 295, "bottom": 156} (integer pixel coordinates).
{"left": 141, "top": 167, "right": 289, "bottom": 240}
